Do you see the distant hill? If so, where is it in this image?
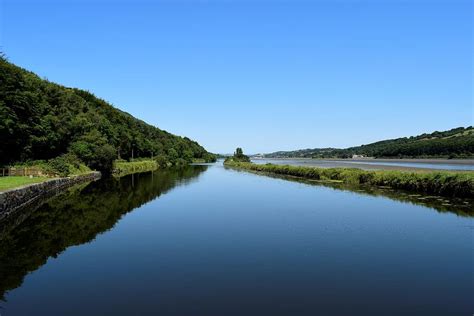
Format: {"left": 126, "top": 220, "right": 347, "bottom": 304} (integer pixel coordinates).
{"left": 0, "top": 56, "right": 215, "bottom": 170}
{"left": 264, "top": 127, "right": 474, "bottom": 159}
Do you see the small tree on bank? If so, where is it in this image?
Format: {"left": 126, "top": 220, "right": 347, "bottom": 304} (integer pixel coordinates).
{"left": 232, "top": 147, "right": 250, "bottom": 162}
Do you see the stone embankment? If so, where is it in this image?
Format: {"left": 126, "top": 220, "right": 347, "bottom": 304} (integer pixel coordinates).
{"left": 0, "top": 172, "right": 101, "bottom": 221}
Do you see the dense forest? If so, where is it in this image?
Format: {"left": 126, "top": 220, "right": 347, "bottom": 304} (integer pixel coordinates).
{"left": 264, "top": 127, "right": 474, "bottom": 159}
{"left": 0, "top": 55, "right": 215, "bottom": 172}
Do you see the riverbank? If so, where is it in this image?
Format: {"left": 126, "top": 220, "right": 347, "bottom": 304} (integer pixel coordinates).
{"left": 113, "top": 160, "right": 158, "bottom": 177}
{"left": 252, "top": 158, "right": 474, "bottom": 171}
{"left": 257, "top": 158, "right": 474, "bottom": 165}
{"left": 0, "top": 172, "right": 101, "bottom": 221}
{"left": 341, "top": 158, "right": 474, "bottom": 165}
{"left": 113, "top": 158, "right": 218, "bottom": 177}
{"left": 224, "top": 161, "right": 474, "bottom": 198}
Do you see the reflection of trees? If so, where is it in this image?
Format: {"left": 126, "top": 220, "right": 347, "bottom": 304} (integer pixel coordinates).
{"left": 0, "top": 166, "right": 208, "bottom": 300}
{"left": 228, "top": 168, "right": 474, "bottom": 217}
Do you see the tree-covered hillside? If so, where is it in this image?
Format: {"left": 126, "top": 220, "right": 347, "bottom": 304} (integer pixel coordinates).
{"left": 0, "top": 56, "right": 215, "bottom": 171}
{"left": 264, "top": 127, "right": 474, "bottom": 159}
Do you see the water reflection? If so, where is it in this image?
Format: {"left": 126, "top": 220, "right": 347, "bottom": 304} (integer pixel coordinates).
{"left": 0, "top": 163, "right": 472, "bottom": 315}
{"left": 0, "top": 166, "right": 208, "bottom": 300}
{"left": 226, "top": 167, "right": 474, "bottom": 217}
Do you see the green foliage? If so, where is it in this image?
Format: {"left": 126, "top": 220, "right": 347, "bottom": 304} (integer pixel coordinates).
{"left": 175, "top": 158, "right": 189, "bottom": 167}
{"left": 113, "top": 159, "right": 158, "bottom": 176}
{"left": 167, "top": 148, "right": 179, "bottom": 164}
{"left": 67, "top": 129, "right": 113, "bottom": 172}
{"left": 11, "top": 154, "right": 91, "bottom": 177}
{"left": 45, "top": 154, "right": 89, "bottom": 177}
{"left": 191, "top": 154, "right": 218, "bottom": 163}
{"left": 155, "top": 154, "right": 171, "bottom": 168}
{"left": 0, "top": 57, "right": 213, "bottom": 171}
{"left": 225, "top": 147, "right": 250, "bottom": 163}
{"left": 202, "top": 153, "right": 217, "bottom": 163}
{"left": 265, "top": 127, "right": 474, "bottom": 158}
{"left": 224, "top": 161, "right": 474, "bottom": 198}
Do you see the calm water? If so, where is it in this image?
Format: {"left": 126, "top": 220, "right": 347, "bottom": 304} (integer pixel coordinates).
{"left": 253, "top": 158, "right": 474, "bottom": 171}
{"left": 0, "top": 163, "right": 472, "bottom": 315}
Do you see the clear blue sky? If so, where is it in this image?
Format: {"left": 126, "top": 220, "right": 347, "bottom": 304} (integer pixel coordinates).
{"left": 1, "top": 0, "right": 472, "bottom": 154}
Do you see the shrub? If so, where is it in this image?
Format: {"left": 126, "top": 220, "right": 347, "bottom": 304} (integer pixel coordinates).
{"left": 70, "top": 137, "right": 116, "bottom": 173}
{"left": 154, "top": 154, "right": 170, "bottom": 168}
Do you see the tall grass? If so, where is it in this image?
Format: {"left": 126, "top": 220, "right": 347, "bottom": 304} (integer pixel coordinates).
{"left": 224, "top": 161, "right": 474, "bottom": 198}
{"left": 113, "top": 160, "right": 158, "bottom": 176}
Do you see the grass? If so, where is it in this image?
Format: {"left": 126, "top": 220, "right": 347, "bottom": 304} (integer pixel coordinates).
{"left": 113, "top": 159, "right": 158, "bottom": 176}
{"left": 191, "top": 158, "right": 208, "bottom": 163}
{"left": 63, "top": 164, "right": 91, "bottom": 176}
{"left": 0, "top": 176, "right": 50, "bottom": 192}
{"left": 11, "top": 158, "right": 91, "bottom": 177}
{"left": 224, "top": 160, "right": 474, "bottom": 198}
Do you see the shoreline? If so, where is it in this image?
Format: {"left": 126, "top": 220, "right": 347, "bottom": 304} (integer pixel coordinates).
{"left": 252, "top": 158, "right": 474, "bottom": 171}
{"left": 113, "top": 160, "right": 158, "bottom": 177}
{"left": 225, "top": 165, "right": 473, "bottom": 217}
{"left": 224, "top": 160, "right": 474, "bottom": 198}
{"left": 255, "top": 157, "right": 474, "bottom": 165}
{"left": 0, "top": 172, "right": 101, "bottom": 222}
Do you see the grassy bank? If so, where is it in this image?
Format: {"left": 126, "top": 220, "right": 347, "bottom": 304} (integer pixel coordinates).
{"left": 0, "top": 176, "right": 50, "bottom": 192}
{"left": 192, "top": 158, "right": 212, "bottom": 163}
{"left": 224, "top": 160, "right": 474, "bottom": 198}
{"left": 10, "top": 155, "right": 92, "bottom": 177}
{"left": 246, "top": 169, "right": 473, "bottom": 217}
{"left": 113, "top": 159, "right": 158, "bottom": 176}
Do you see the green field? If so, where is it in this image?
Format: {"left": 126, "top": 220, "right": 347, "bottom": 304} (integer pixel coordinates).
{"left": 0, "top": 176, "right": 50, "bottom": 191}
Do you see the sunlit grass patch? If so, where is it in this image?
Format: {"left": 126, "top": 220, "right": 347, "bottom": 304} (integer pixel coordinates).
{"left": 0, "top": 176, "right": 50, "bottom": 191}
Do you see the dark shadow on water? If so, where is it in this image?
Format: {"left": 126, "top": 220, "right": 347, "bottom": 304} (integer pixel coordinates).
{"left": 225, "top": 167, "right": 474, "bottom": 218}
{"left": 0, "top": 165, "right": 208, "bottom": 301}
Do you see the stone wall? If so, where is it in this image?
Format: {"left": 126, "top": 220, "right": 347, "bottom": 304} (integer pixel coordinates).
{"left": 0, "top": 172, "right": 101, "bottom": 221}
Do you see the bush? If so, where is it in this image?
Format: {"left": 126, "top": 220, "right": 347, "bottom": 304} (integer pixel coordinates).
{"left": 47, "top": 155, "right": 73, "bottom": 176}
{"left": 154, "top": 155, "right": 169, "bottom": 168}
{"left": 175, "top": 158, "right": 189, "bottom": 167}
{"left": 10, "top": 154, "right": 90, "bottom": 177}
{"left": 69, "top": 131, "right": 116, "bottom": 172}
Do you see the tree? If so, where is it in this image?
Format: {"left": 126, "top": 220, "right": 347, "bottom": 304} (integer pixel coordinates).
{"left": 69, "top": 130, "right": 116, "bottom": 172}
{"left": 0, "top": 57, "right": 215, "bottom": 168}
{"left": 232, "top": 147, "right": 250, "bottom": 162}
